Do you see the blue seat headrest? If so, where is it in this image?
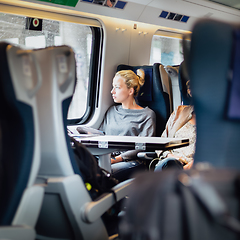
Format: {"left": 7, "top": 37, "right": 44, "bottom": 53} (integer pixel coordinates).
{"left": 137, "top": 67, "right": 152, "bottom": 102}
{"left": 178, "top": 61, "right": 192, "bottom": 105}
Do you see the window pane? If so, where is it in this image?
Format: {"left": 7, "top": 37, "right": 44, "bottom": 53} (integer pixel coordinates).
{"left": 0, "top": 13, "right": 93, "bottom": 120}
{"left": 150, "top": 35, "right": 184, "bottom": 66}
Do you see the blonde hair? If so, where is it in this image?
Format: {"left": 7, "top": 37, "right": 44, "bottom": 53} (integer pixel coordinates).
{"left": 115, "top": 69, "right": 145, "bottom": 97}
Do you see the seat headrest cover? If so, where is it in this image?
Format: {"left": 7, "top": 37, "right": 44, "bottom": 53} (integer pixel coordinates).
{"left": 227, "top": 30, "right": 240, "bottom": 120}
{"left": 164, "top": 65, "right": 179, "bottom": 78}
{"left": 137, "top": 67, "right": 152, "bottom": 102}
{"left": 178, "top": 62, "right": 192, "bottom": 105}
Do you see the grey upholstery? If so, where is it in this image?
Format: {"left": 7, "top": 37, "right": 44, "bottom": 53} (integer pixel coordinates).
{"left": 159, "top": 64, "right": 174, "bottom": 113}
{"left": 188, "top": 19, "right": 240, "bottom": 168}
{"left": 32, "top": 46, "right": 132, "bottom": 240}
{"left": 164, "top": 65, "right": 182, "bottom": 110}
{"left": 0, "top": 42, "right": 44, "bottom": 240}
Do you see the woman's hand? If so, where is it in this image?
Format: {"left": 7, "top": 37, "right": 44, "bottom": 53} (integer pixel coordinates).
{"left": 106, "top": 0, "right": 113, "bottom": 7}
{"left": 167, "top": 153, "right": 188, "bottom": 165}
{"left": 168, "top": 153, "right": 193, "bottom": 169}
{"left": 111, "top": 155, "right": 123, "bottom": 164}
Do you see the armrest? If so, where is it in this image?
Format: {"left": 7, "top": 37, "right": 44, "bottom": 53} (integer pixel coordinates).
{"left": 137, "top": 152, "right": 158, "bottom": 160}
{"left": 0, "top": 225, "right": 35, "bottom": 240}
{"left": 81, "top": 179, "right": 133, "bottom": 223}
{"left": 12, "top": 185, "right": 44, "bottom": 227}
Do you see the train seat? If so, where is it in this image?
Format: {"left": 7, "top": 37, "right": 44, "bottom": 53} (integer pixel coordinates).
{"left": 117, "top": 63, "right": 170, "bottom": 137}
{"left": 163, "top": 64, "right": 182, "bottom": 110}
{"left": 158, "top": 64, "right": 173, "bottom": 113}
{"left": 187, "top": 19, "right": 240, "bottom": 168}
{"left": 33, "top": 45, "right": 132, "bottom": 240}
{"left": 159, "top": 61, "right": 192, "bottom": 112}
{"left": 178, "top": 61, "right": 192, "bottom": 105}
{"left": 102, "top": 64, "right": 171, "bottom": 180}
{"left": 0, "top": 42, "right": 44, "bottom": 239}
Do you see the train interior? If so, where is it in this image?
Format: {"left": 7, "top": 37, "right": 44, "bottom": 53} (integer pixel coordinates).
{"left": 1, "top": 0, "right": 240, "bottom": 239}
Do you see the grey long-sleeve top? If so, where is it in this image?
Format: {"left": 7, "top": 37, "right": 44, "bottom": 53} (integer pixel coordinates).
{"left": 99, "top": 104, "right": 156, "bottom": 160}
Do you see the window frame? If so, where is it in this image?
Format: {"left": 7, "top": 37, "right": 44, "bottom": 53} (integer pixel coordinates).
{"left": 0, "top": 1, "right": 103, "bottom": 124}
{"left": 67, "top": 27, "right": 103, "bottom": 125}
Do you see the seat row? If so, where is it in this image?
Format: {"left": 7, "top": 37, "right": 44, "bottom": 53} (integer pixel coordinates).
{"left": 117, "top": 59, "right": 191, "bottom": 139}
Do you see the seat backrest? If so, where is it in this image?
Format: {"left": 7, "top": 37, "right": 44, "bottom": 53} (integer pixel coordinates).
{"left": 188, "top": 19, "right": 240, "bottom": 168}
{"left": 0, "top": 42, "right": 43, "bottom": 229}
{"left": 164, "top": 65, "right": 182, "bottom": 110}
{"left": 117, "top": 64, "right": 170, "bottom": 136}
{"left": 24, "top": 46, "right": 135, "bottom": 240}
{"left": 178, "top": 61, "right": 192, "bottom": 105}
{"left": 159, "top": 64, "right": 173, "bottom": 113}
{"left": 34, "top": 46, "right": 113, "bottom": 240}
{"left": 35, "top": 46, "right": 81, "bottom": 178}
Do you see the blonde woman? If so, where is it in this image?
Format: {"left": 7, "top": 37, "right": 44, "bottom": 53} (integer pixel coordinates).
{"left": 100, "top": 69, "right": 156, "bottom": 181}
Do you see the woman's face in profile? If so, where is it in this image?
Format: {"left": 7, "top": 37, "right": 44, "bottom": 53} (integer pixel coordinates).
{"left": 111, "top": 76, "right": 132, "bottom": 103}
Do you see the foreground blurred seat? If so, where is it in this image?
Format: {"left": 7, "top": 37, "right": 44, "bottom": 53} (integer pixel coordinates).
{"left": 0, "top": 42, "right": 44, "bottom": 239}
{"left": 33, "top": 46, "right": 132, "bottom": 240}
{"left": 188, "top": 19, "right": 240, "bottom": 168}
{"left": 118, "top": 19, "right": 240, "bottom": 240}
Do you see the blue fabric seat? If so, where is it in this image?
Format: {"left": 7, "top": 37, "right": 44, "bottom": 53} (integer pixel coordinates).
{"left": 178, "top": 61, "right": 192, "bottom": 105}
{"left": 188, "top": 19, "right": 240, "bottom": 168}
{"left": 0, "top": 42, "right": 44, "bottom": 239}
{"left": 108, "top": 64, "right": 171, "bottom": 181}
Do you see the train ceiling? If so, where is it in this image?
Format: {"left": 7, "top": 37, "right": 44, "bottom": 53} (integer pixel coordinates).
{"left": 3, "top": 0, "right": 240, "bottom": 32}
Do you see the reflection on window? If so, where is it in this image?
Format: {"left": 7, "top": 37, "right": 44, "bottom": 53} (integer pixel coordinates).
{"left": 150, "top": 35, "right": 184, "bottom": 66}
{"left": 0, "top": 13, "right": 93, "bottom": 120}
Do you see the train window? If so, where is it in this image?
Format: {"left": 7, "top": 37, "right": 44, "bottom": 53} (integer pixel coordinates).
{"left": 0, "top": 12, "right": 101, "bottom": 122}
{"left": 150, "top": 31, "right": 184, "bottom": 66}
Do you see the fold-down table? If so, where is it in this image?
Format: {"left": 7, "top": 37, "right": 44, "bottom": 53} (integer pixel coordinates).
{"left": 73, "top": 135, "right": 189, "bottom": 172}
